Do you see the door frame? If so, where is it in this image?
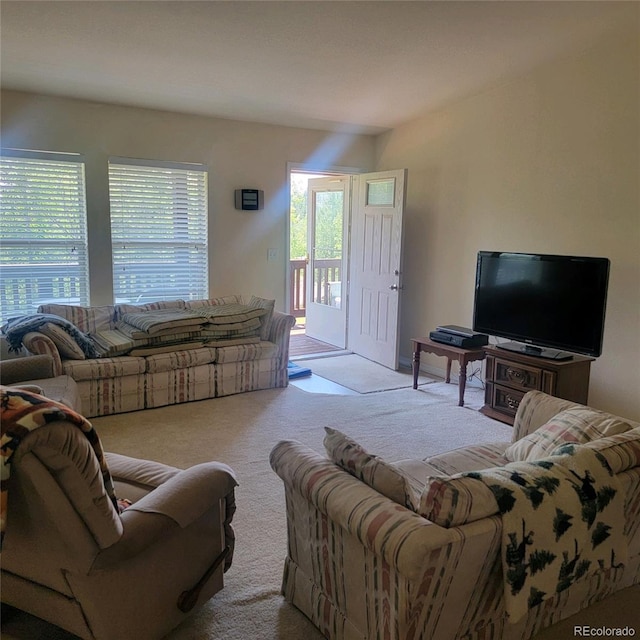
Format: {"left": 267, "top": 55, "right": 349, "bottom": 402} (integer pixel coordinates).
{"left": 285, "top": 162, "right": 364, "bottom": 343}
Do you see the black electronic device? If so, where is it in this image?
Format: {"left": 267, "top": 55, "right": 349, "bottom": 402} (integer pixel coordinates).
{"left": 429, "top": 330, "right": 489, "bottom": 349}
{"left": 435, "top": 324, "right": 475, "bottom": 338}
{"left": 472, "top": 251, "right": 610, "bottom": 359}
{"left": 235, "top": 189, "right": 264, "bottom": 210}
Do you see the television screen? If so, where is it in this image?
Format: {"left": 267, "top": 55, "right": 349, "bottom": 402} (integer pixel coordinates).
{"left": 472, "top": 252, "right": 610, "bottom": 359}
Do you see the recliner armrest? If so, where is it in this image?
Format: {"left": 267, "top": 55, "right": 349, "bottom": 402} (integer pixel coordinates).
{"left": 92, "top": 462, "right": 238, "bottom": 570}
{"left": 125, "top": 462, "right": 237, "bottom": 527}
{"left": 0, "top": 353, "right": 56, "bottom": 384}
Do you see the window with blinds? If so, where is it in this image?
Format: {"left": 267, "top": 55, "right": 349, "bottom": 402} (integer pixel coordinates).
{"left": 108, "top": 158, "right": 208, "bottom": 303}
{"left": 0, "top": 150, "right": 89, "bottom": 321}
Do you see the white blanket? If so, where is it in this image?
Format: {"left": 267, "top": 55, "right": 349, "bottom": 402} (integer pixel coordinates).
{"left": 467, "top": 445, "right": 627, "bottom": 621}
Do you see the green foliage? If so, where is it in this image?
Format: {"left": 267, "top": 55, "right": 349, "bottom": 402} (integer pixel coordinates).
{"left": 289, "top": 173, "right": 344, "bottom": 261}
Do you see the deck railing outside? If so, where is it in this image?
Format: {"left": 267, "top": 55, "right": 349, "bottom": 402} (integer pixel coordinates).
{"left": 289, "top": 258, "right": 341, "bottom": 317}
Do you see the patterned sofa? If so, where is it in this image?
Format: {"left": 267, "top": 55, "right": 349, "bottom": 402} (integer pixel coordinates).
{"left": 7, "top": 295, "right": 294, "bottom": 417}
{"left": 270, "top": 391, "right": 640, "bottom": 640}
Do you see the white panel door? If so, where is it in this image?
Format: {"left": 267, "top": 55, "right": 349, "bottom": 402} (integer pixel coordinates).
{"left": 305, "top": 176, "right": 350, "bottom": 348}
{"left": 348, "top": 169, "right": 406, "bottom": 369}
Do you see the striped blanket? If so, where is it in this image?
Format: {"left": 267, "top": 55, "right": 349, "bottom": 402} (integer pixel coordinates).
{"left": 1, "top": 313, "right": 100, "bottom": 358}
{"left": 0, "top": 386, "right": 120, "bottom": 549}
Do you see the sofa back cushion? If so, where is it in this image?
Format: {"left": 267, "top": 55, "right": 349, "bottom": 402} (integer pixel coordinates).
{"left": 38, "top": 304, "right": 115, "bottom": 333}
{"left": 505, "top": 407, "right": 633, "bottom": 462}
{"left": 323, "top": 427, "right": 416, "bottom": 509}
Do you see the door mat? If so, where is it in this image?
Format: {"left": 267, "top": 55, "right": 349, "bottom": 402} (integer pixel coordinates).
{"left": 300, "top": 354, "right": 435, "bottom": 393}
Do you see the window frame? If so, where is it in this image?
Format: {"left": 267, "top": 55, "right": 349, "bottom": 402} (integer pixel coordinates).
{"left": 108, "top": 156, "right": 209, "bottom": 304}
{"left": 0, "top": 148, "right": 90, "bottom": 321}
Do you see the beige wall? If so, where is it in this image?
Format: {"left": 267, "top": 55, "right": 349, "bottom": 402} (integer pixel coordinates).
{"left": 0, "top": 91, "right": 375, "bottom": 310}
{"left": 375, "top": 26, "right": 639, "bottom": 419}
{"left": 2, "top": 23, "right": 638, "bottom": 420}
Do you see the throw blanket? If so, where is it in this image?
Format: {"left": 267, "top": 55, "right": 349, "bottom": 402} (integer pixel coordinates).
{"left": 1, "top": 313, "right": 100, "bottom": 358}
{"left": 466, "top": 445, "right": 626, "bottom": 622}
{"left": 0, "top": 386, "right": 119, "bottom": 549}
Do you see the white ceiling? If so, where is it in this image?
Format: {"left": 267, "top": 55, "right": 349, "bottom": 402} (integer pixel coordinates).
{"left": 0, "top": 1, "right": 635, "bottom": 135}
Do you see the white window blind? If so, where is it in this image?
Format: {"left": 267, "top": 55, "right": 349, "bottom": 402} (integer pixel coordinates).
{"left": 0, "top": 150, "right": 89, "bottom": 322}
{"left": 108, "top": 158, "right": 208, "bottom": 303}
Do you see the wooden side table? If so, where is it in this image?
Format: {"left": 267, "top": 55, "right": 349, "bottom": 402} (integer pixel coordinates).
{"left": 412, "top": 337, "right": 486, "bottom": 407}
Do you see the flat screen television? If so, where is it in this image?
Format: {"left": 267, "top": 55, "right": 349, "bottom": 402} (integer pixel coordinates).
{"left": 472, "top": 251, "right": 610, "bottom": 360}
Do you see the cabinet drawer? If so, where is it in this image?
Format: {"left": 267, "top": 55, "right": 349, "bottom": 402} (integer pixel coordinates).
{"left": 492, "top": 384, "right": 526, "bottom": 417}
{"left": 494, "top": 359, "right": 542, "bottom": 391}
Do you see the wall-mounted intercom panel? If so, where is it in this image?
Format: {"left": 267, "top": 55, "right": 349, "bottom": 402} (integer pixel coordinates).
{"left": 234, "top": 189, "right": 264, "bottom": 210}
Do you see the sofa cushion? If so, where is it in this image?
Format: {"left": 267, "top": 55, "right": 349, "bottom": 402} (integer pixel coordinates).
{"left": 184, "top": 295, "right": 243, "bottom": 309}
{"left": 505, "top": 407, "right": 633, "bottom": 462}
{"left": 38, "top": 304, "right": 115, "bottom": 333}
{"left": 142, "top": 347, "right": 217, "bottom": 372}
{"left": 119, "top": 310, "right": 205, "bottom": 335}
{"left": 323, "top": 427, "right": 416, "bottom": 509}
{"left": 417, "top": 474, "right": 499, "bottom": 527}
{"left": 214, "top": 341, "right": 276, "bottom": 364}
{"left": 91, "top": 329, "right": 140, "bottom": 357}
{"left": 200, "top": 318, "right": 261, "bottom": 340}
{"left": 114, "top": 300, "right": 186, "bottom": 317}
{"left": 38, "top": 323, "right": 86, "bottom": 360}
{"left": 581, "top": 427, "right": 640, "bottom": 474}
{"left": 395, "top": 442, "right": 510, "bottom": 498}
{"left": 62, "top": 356, "right": 146, "bottom": 381}
{"left": 247, "top": 296, "right": 275, "bottom": 340}
{"left": 196, "top": 303, "right": 267, "bottom": 325}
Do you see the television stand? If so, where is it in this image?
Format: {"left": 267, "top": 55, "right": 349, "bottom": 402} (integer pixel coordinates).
{"left": 481, "top": 345, "right": 594, "bottom": 425}
{"left": 496, "top": 341, "right": 574, "bottom": 361}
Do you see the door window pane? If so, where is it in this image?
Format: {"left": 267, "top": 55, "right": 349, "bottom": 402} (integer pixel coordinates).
{"left": 366, "top": 178, "right": 395, "bottom": 206}
{"left": 312, "top": 190, "right": 342, "bottom": 307}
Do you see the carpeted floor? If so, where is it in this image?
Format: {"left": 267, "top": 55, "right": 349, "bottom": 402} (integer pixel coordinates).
{"left": 3, "top": 381, "right": 639, "bottom": 639}
{"left": 299, "top": 353, "right": 434, "bottom": 393}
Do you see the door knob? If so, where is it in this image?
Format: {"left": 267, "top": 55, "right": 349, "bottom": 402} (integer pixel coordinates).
{"left": 389, "top": 284, "right": 403, "bottom": 291}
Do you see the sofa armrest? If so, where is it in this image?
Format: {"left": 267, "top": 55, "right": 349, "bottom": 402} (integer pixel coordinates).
{"left": 0, "top": 354, "right": 56, "bottom": 384}
{"left": 92, "top": 462, "right": 238, "bottom": 569}
{"left": 271, "top": 440, "right": 502, "bottom": 583}
{"left": 512, "top": 390, "right": 583, "bottom": 442}
{"left": 268, "top": 310, "right": 295, "bottom": 362}
{"left": 21, "top": 332, "right": 64, "bottom": 375}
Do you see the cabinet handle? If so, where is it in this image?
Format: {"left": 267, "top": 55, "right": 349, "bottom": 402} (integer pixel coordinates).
{"left": 506, "top": 395, "right": 520, "bottom": 410}
{"left": 507, "top": 368, "right": 526, "bottom": 384}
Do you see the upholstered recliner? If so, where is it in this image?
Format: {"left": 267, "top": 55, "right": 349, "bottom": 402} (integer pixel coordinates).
{"left": 1, "top": 395, "right": 237, "bottom": 640}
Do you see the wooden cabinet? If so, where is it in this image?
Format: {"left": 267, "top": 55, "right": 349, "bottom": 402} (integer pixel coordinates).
{"left": 481, "top": 345, "right": 593, "bottom": 425}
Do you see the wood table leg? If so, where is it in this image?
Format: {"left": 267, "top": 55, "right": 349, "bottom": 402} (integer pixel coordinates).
{"left": 458, "top": 357, "right": 467, "bottom": 406}
{"left": 445, "top": 358, "right": 452, "bottom": 384}
{"left": 412, "top": 343, "right": 421, "bottom": 389}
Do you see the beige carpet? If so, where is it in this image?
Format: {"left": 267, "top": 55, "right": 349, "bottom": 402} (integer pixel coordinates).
{"left": 3, "top": 382, "right": 639, "bottom": 639}
{"left": 300, "top": 353, "right": 434, "bottom": 393}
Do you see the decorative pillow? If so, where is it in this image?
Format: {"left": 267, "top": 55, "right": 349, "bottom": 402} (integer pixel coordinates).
{"left": 247, "top": 296, "right": 275, "bottom": 340}
{"left": 505, "top": 407, "right": 633, "bottom": 462}
{"left": 323, "top": 427, "right": 416, "bottom": 509}
{"left": 581, "top": 427, "right": 640, "bottom": 474}
{"left": 417, "top": 474, "right": 499, "bottom": 527}
{"left": 38, "top": 323, "right": 86, "bottom": 360}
